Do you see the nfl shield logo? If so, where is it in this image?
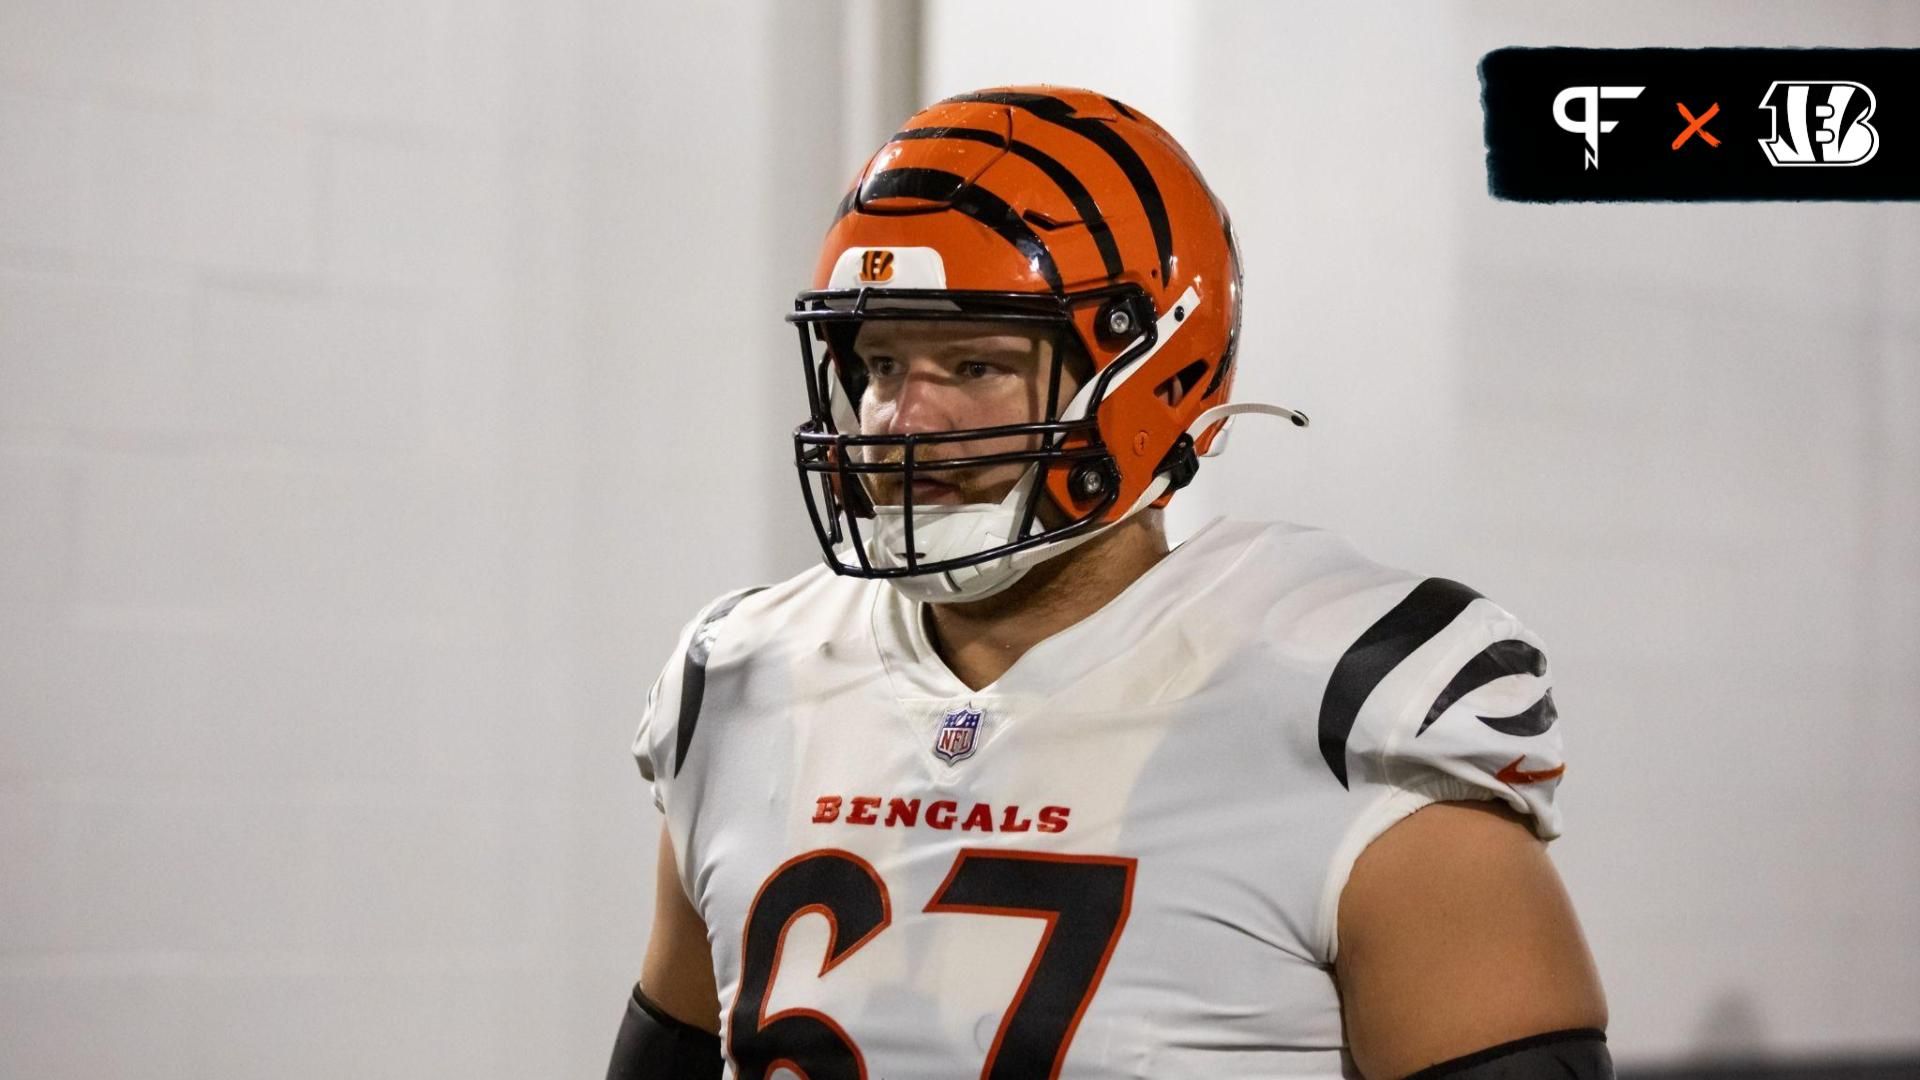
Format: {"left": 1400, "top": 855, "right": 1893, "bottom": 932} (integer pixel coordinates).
{"left": 934, "top": 706, "right": 982, "bottom": 764}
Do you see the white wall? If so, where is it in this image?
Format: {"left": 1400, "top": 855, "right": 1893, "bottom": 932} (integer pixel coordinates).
{"left": 928, "top": 0, "right": 1920, "bottom": 1065}
{"left": 2, "top": 1, "right": 1915, "bottom": 1075}
{"left": 1445, "top": 6, "right": 1920, "bottom": 1061}
{"left": 0, "top": 1, "right": 844, "bottom": 1076}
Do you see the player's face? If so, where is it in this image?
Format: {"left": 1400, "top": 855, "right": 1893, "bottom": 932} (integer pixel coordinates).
{"left": 853, "top": 320, "right": 1076, "bottom": 507}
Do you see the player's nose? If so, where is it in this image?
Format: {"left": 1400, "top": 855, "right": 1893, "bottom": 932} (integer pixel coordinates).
{"left": 884, "top": 361, "right": 961, "bottom": 437}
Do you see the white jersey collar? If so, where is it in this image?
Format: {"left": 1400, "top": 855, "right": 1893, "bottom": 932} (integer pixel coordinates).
{"left": 866, "top": 517, "right": 1248, "bottom": 703}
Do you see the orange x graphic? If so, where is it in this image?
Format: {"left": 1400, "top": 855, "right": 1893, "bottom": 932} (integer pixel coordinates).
{"left": 1673, "top": 102, "right": 1721, "bottom": 149}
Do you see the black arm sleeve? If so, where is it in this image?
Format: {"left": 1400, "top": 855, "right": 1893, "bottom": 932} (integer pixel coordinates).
{"left": 606, "top": 985, "right": 723, "bottom": 1080}
{"left": 1401, "top": 1027, "right": 1612, "bottom": 1080}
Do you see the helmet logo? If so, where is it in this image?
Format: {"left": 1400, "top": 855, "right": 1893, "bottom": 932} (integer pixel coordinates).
{"left": 827, "top": 246, "right": 946, "bottom": 290}
{"left": 858, "top": 249, "right": 896, "bottom": 283}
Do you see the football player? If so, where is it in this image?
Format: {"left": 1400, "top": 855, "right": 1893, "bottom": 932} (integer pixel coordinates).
{"left": 609, "top": 86, "right": 1608, "bottom": 1079}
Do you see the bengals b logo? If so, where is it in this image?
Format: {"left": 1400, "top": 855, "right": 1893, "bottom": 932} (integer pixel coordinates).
{"left": 859, "top": 249, "right": 895, "bottom": 283}
{"left": 1758, "top": 81, "right": 1879, "bottom": 166}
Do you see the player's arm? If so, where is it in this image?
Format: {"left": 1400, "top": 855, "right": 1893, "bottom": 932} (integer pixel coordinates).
{"left": 1335, "top": 800, "right": 1609, "bottom": 1080}
{"left": 606, "top": 823, "right": 722, "bottom": 1079}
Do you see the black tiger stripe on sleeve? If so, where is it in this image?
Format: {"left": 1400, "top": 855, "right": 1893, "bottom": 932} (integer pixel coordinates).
{"left": 1416, "top": 639, "right": 1556, "bottom": 738}
{"left": 1317, "top": 578, "right": 1483, "bottom": 788}
{"left": 673, "top": 586, "right": 768, "bottom": 777}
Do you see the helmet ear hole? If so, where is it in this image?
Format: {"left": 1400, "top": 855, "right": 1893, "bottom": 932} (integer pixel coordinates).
{"left": 1154, "top": 359, "right": 1210, "bottom": 408}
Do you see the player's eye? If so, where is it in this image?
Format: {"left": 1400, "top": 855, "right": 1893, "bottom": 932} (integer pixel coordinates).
{"left": 957, "top": 360, "right": 998, "bottom": 379}
{"left": 866, "top": 355, "right": 901, "bottom": 379}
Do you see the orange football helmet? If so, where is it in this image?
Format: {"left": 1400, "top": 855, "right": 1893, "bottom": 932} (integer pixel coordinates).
{"left": 790, "top": 86, "right": 1305, "bottom": 601}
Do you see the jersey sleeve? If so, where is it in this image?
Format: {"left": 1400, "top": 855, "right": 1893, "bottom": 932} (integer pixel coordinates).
{"left": 632, "top": 587, "right": 762, "bottom": 816}
{"left": 1313, "top": 577, "right": 1566, "bottom": 961}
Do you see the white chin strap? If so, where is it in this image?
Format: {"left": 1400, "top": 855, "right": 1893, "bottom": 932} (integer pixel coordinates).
{"left": 865, "top": 401, "right": 1309, "bottom": 604}
{"left": 1186, "top": 400, "right": 1311, "bottom": 458}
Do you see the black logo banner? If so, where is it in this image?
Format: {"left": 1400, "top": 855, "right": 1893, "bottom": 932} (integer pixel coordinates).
{"left": 1482, "top": 47, "right": 1920, "bottom": 201}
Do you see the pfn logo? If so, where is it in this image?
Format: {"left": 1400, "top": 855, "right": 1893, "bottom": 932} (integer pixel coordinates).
{"left": 1553, "top": 85, "right": 1645, "bottom": 169}
{"left": 1758, "top": 81, "right": 1879, "bottom": 166}
{"left": 859, "top": 249, "right": 896, "bottom": 283}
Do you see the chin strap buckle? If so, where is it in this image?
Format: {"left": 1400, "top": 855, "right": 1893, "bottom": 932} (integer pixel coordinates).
{"left": 1156, "top": 434, "right": 1201, "bottom": 493}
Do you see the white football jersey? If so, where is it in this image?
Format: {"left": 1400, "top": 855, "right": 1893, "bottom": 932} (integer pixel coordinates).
{"left": 633, "top": 518, "right": 1566, "bottom": 1079}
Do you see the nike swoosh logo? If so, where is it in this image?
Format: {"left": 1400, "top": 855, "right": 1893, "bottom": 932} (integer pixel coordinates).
{"left": 1496, "top": 756, "right": 1567, "bottom": 785}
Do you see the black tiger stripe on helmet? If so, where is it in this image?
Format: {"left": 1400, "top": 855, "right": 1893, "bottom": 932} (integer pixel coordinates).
{"left": 940, "top": 89, "right": 1174, "bottom": 284}
{"left": 883, "top": 125, "right": 1126, "bottom": 280}
{"left": 851, "top": 166, "right": 1065, "bottom": 294}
